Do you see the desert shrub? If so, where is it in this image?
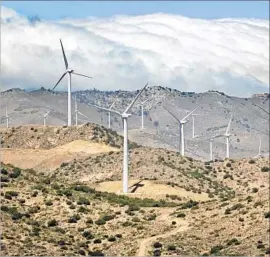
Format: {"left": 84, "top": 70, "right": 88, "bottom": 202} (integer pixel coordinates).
{"left": 115, "top": 234, "right": 122, "bottom": 238}
{"left": 78, "top": 249, "right": 86, "bottom": 255}
{"left": 177, "top": 212, "right": 186, "bottom": 218}
{"left": 264, "top": 211, "right": 270, "bottom": 219}
{"left": 88, "top": 250, "right": 104, "bottom": 256}
{"left": 93, "top": 238, "right": 102, "bottom": 244}
{"left": 122, "top": 221, "right": 132, "bottom": 227}
{"left": 227, "top": 238, "right": 241, "bottom": 246}
{"left": 11, "top": 211, "right": 24, "bottom": 220}
{"left": 77, "top": 197, "right": 90, "bottom": 205}
{"left": 261, "top": 166, "right": 270, "bottom": 172}
{"left": 132, "top": 217, "right": 140, "bottom": 222}
{"left": 180, "top": 200, "right": 199, "bottom": 209}
{"left": 95, "top": 219, "right": 106, "bottom": 226}
{"left": 32, "top": 191, "right": 38, "bottom": 197}
{"left": 45, "top": 200, "right": 53, "bottom": 206}
{"left": 101, "top": 214, "right": 115, "bottom": 221}
{"left": 68, "top": 214, "right": 81, "bottom": 223}
{"left": 153, "top": 242, "right": 162, "bottom": 248}
{"left": 210, "top": 245, "right": 223, "bottom": 254}
{"left": 9, "top": 168, "right": 21, "bottom": 178}
{"left": 47, "top": 219, "right": 58, "bottom": 227}
{"left": 78, "top": 206, "right": 89, "bottom": 213}
{"left": 172, "top": 221, "right": 176, "bottom": 225}
{"left": 1, "top": 176, "right": 10, "bottom": 182}
{"left": 167, "top": 245, "right": 176, "bottom": 251}
{"left": 1, "top": 168, "right": 8, "bottom": 175}
{"left": 226, "top": 163, "right": 232, "bottom": 167}
{"left": 252, "top": 187, "right": 259, "bottom": 193}
{"left": 86, "top": 218, "right": 93, "bottom": 224}
{"left": 60, "top": 162, "right": 69, "bottom": 168}
{"left": 225, "top": 208, "right": 231, "bottom": 215}
{"left": 72, "top": 184, "right": 95, "bottom": 193}
{"left": 231, "top": 203, "right": 244, "bottom": 211}
{"left": 5, "top": 191, "right": 19, "bottom": 198}
{"left": 108, "top": 236, "right": 116, "bottom": 242}
{"left": 82, "top": 231, "right": 94, "bottom": 239}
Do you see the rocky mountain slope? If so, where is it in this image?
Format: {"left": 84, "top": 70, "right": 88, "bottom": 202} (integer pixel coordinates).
{"left": 1, "top": 86, "right": 269, "bottom": 160}
{"left": 0, "top": 123, "right": 269, "bottom": 256}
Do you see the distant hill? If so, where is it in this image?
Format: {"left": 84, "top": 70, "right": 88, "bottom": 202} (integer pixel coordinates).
{"left": 1, "top": 86, "right": 269, "bottom": 160}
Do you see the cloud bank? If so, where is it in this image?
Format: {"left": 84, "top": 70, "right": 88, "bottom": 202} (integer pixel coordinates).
{"left": 1, "top": 7, "right": 269, "bottom": 96}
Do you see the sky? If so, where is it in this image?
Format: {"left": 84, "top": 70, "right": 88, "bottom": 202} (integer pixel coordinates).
{"left": 1, "top": 2, "right": 269, "bottom": 96}
{"left": 2, "top": 1, "right": 269, "bottom": 20}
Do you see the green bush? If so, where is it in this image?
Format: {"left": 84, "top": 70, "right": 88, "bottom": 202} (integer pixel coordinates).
{"left": 264, "top": 211, "right": 270, "bottom": 219}
{"left": 77, "top": 197, "right": 90, "bottom": 205}
{"left": 9, "top": 168, "right": 21, "bottom": 178}
{"left": 108, "top": 236, "right": 116, "bottom": 242}
{"left": 95, "top": 219, "right": 106, "bottom": 226}
{"left": 248, "top": 159, "right": 255, "bottom": 164}
{"left": 167, "top": 245, "right": 176, "bottom": 251}
{"left": 210, "top": 245, "right": 223, "bottom": 254}
{"left": 261, "top": 166, "right": 270, "bottom": 172}
{"left": 45, "top": 200, "right": 53, "bottom": 206}
{"left": 47, "top": 219, "right": 58, "bottom": 227}
{"left": 82, "top": 230, "right": 94, "bottom": 239}
{"left": 177, "top": 212, "right": 186, "bottom": 218}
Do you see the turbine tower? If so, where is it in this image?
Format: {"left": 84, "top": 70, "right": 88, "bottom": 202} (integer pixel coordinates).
{"left": 192, "top": 113, "right": 199, "bottom": 138}
{"left": 140, "top": 98, "right": 149, "bottom": 130}
{"left": 163, "top": 105, "right": 199, "bottom": 156}
{"left": 108, "top": 101, "right": 115, "bottom": 129}
{"left": 5, "top": 105, "right": 9, "bottom": 128}
{"left": 224, "top": 114, "right": 233, "bottom": 158}
{"left": 51, "top": 39, "right": 92, "bottom": 127}
{"left": 254, "top": 137, "right": 262, "bottom": 158}
{"left": 74, "top": 96, "right": 90, "bottom": 126}
{"left": 209, "top": 135, "right": 223, "bottom": 161}
{"left": 43, "top": 110, "right": 51, "bottom": 127}
{"left": 89, "top": 83, "right": 148, "bottom": 193}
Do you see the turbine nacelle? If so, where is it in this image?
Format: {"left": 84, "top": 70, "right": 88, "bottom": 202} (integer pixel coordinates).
{"left": 67, "top": 69, "right": 74, "bottom": 73}
{"left": 122, "top": 113, "right": 132, "bottom": 118}
{"left": 180, "top": 120, "right": 187, "bottom": 124}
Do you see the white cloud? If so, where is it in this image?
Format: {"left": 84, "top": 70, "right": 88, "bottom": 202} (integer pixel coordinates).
{"left": 1, "top": 7, "right": 269, "bottom": 96}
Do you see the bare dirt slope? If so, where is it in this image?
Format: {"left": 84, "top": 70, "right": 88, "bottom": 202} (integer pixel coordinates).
{"left": 1, "top": 140, "right": 119, "bottom": 172}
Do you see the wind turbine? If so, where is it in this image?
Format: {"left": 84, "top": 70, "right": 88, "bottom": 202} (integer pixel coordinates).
{"left": 254, "top": 137, "right": 262, "bottom": 158}
{"left": 74, "top": 96, "right": 90, "bottom": 126}
{"left": 89, "top": 83, "right": 148, "bottom": 193}
{"left": 51, "top": 39, "right": 92, "bottom": 127}
{"left": 43, "top": 110, "right": 51, "bottom": 127}
{"left": 224, "top": 114, "right": 233, "bottom": 158}
{"left": 209, "top": 135, "right": 223, "bottom": 161}
{"left": 163, "top": 105, "right": 199, "bottom": 156}
{"left": 4, "top": 105, "right": 9, "bottom": 128}
{"left": 192, "top": 113, "right": 199, "bottom": 138}
{"left": 108, "top": 101, "right": 115, "bottom": 129}
{"left": 140, "top": 98, "right": 150, "bottom": 130}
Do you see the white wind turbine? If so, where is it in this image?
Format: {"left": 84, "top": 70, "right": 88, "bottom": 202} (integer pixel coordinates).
{"left": 43, "top": 110, "right": 51, "bottom": 127}
{"left": 4, "top": 105, "right": 9, "bottom": 128}
{"left": 90, "top": 83, "right": 148, "bottom": 193}
{"left": 51, "top": 39, "right": 92, "bottom": 127}
{"left": 108, "top": 101, "right": 116, "bottom": 129}
{"left": 209, "top": 134, "right": 223, "bottom": 161}
{"left": 163, "top": 105, "right": 199, "bottom": 156}
{"left": 74, "top": 96, "right": 90, "bottom": 126}
{"left": 224, "top": 114, "right": 233, "bottom": 159}
{"left": 192, "top": 113, "right": 199, "bottom": 138}
{"left": 140, "top": 98, "right": 150, "bottom": 130}
{"left": 254, "top": 137, "right": 262, "bottom": 158}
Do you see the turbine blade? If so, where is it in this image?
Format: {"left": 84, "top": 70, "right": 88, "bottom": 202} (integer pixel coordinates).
{"left": 109, "top": 101, "right": 116, "bottom": 109}
{"left": 163, "top": 105, "right": 180, "bottom": 124}
{"left": 124, "top": 82, "right": 148, "bottom": 114}
{"left": 72, "top": 72, "right": 92, "bottom": 79}
{"left": 44, "top": 110, "right": 51, "bottom": 117}
{"left": 78, "top": 111, "right": 89, "bottom": 119}
{"left": 181, "top": 106, "right": 199, "bottom": 121}
{"left": 60, "top": 39, "right": 68, "bottom": 69}
{"left": 52, "top": 72, "right": 67, "bottom": 91}
{"left": 142, "top": 98, "right": 150, "bottom": 105}
{"left": 89, "top": 103, "right": 121, "bottom": 116}
{"left": 225, "top": 114, "right": 233, "bottom": 134}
